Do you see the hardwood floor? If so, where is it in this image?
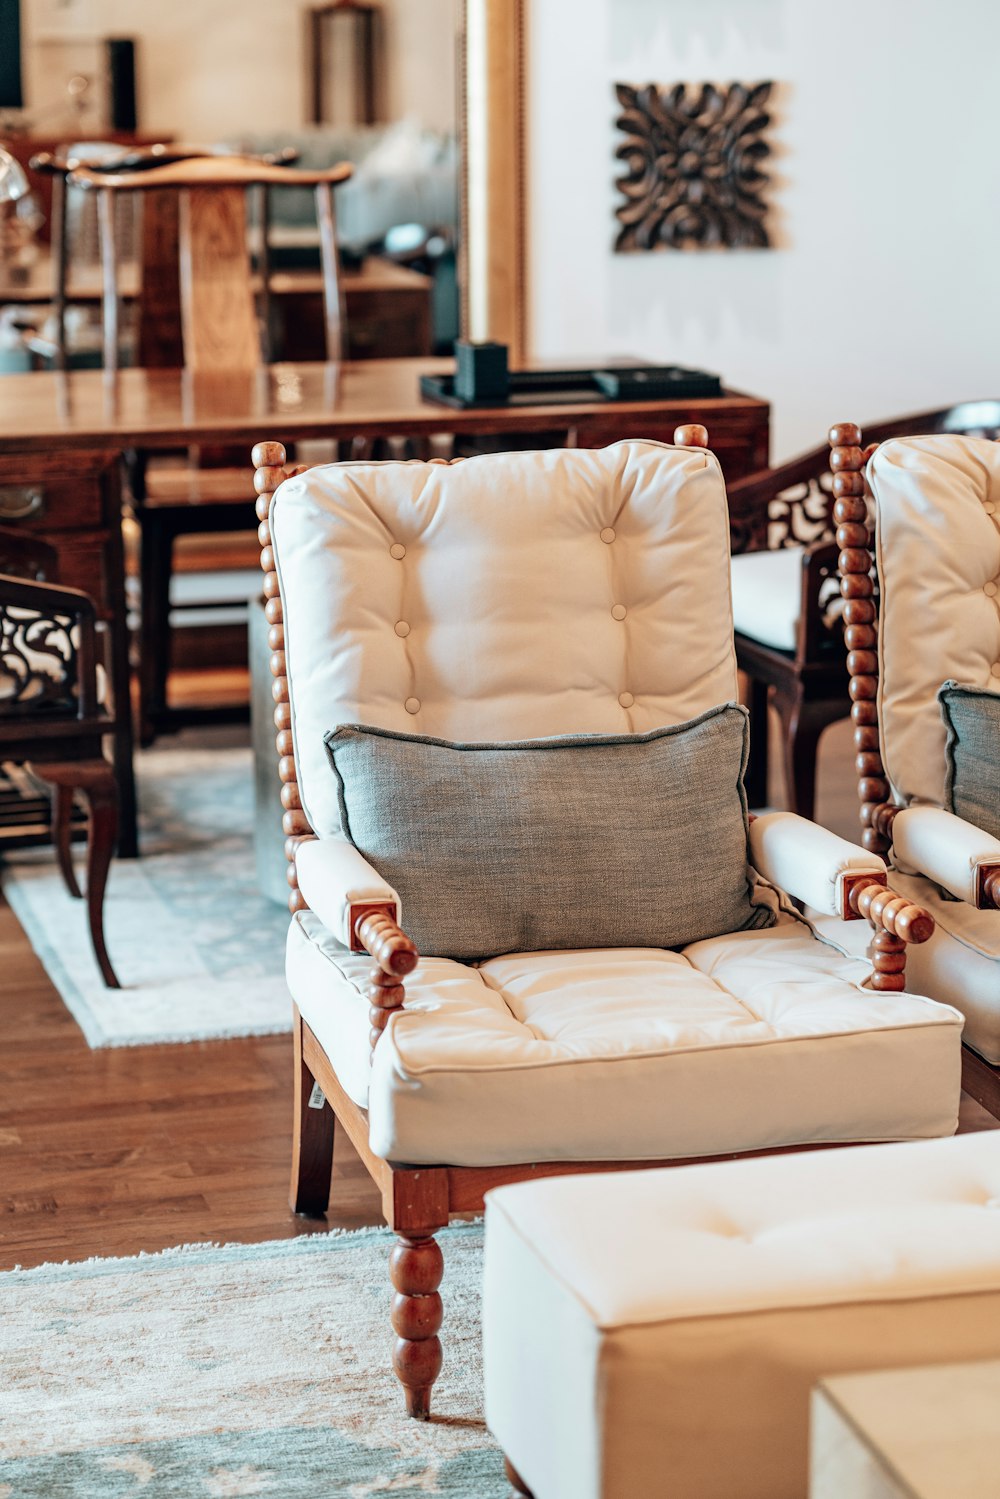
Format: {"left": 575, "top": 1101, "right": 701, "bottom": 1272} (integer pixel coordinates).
{"left": 0, "top": 707, "right": 994, "bottom": 1274}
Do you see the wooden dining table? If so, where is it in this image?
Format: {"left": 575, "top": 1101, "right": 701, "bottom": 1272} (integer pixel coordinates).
{"left": 0, "top": 357, "right": 770, "bottom": 855}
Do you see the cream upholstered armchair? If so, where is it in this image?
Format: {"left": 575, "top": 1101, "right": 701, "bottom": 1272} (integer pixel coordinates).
{"left": 252, "top": 434, "right": 961, "bottom": 1420}
{"left": 830, "top": 425, "right": 1000, "bottom": 1116}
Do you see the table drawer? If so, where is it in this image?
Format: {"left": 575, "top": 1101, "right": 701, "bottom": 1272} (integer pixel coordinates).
{"left": 0, "top": 454, "right": 118, "bottom": 533}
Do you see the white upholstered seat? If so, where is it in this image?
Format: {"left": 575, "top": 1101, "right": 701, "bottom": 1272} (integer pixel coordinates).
{"left": 288, "top": 908, "right": 959, "bottom": 1164}
{"left": 730, "top": 545, "right": 802, "bottom": 652}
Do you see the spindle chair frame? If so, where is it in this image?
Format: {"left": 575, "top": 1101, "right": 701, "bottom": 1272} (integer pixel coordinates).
{"left": 253, "top": 426, "right": 937, "bottom": 1420}
{"left": 830, "top": 421, "right": 1000, "bottom": 1116}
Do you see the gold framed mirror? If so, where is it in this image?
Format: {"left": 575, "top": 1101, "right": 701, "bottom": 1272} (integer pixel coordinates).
{"left": 460, "top": 0, "right": 526, "bottom": 365}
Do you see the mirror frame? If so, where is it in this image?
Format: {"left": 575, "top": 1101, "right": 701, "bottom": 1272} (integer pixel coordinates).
{"left": 460, "top": 0, "right": 527, "bottom": 365}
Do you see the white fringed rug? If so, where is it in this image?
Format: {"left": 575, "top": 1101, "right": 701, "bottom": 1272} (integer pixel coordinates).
{"left": 0, "top": 1223, "right": 505, "bottom": 1497}
{"left": 1, "top": 744, "right": 292, "bottom": 1048}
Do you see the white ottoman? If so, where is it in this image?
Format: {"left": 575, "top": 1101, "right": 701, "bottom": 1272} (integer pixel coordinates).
{"left": 483, "top": 1133, "right": 1000, "bottom": 1499}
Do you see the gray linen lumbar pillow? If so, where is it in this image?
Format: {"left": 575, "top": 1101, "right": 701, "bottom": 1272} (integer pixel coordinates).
{"left": 940, "top": 680, "right": 1000, "bottom": 839}
{"left": 323, "top": 704, "right": 772, "bottom": 960}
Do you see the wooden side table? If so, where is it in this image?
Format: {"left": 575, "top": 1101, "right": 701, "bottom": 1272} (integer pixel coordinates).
{"left": 812, "top": 1360, "right": 1000, "bottom": 1499}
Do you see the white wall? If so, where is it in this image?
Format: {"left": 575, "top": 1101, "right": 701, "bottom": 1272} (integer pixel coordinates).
{"left": 528, "top": 0, "right": 1000, "bottom": 459}
{"left": 21, "top": 0, "right": 459, "bottom": 141}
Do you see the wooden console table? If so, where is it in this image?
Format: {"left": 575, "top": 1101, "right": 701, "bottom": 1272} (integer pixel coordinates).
{"left": 0, "top": 358, "right": 769, "bottom": 857}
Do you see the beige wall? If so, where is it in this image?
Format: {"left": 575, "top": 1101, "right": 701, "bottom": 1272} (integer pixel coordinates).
{"left": 528, "top": 0, "right": 1000, "bottom": 460}
{"left": 21, "top": 0, "right": 459, "bottom": 140}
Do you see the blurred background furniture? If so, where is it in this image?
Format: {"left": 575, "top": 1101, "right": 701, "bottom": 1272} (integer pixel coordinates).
{"left": 308, "top": 2, "right": 383, "bottom": 127}
{"left": 229, "top": 124, "right": 458, "bottom": 352}
{"left": 69, "top": 152, "right": 353, "bottom": 743}
{"left": 0, "top": 525, "right": 119, "bottom": 984}
{"left": 830, "top": 425, "right": 1000, "bottom": 1117}
{"left": 729, "top": 401, "right": 1000, "bottom": 820}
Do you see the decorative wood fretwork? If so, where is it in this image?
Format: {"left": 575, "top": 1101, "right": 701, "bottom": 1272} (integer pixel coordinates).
{"left": 614, "top": 81, "right": 773, "bottom": 252}
{"left": 0, "top": 603, "right": 78, "bottom": 710}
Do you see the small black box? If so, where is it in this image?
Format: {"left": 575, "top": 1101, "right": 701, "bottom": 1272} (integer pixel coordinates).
{"left": 454, "top": 340, "right": 509, "bottom": 403}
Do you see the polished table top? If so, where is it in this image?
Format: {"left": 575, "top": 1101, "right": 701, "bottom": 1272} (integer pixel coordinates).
{"left": 0, "top": 359, "right": 769, "bottom": 454}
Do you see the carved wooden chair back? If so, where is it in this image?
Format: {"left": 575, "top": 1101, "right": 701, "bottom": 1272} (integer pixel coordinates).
{"left": 68, "top": 155, "right": 353, "bottom": 372}
{"left": 0, "top": 525, "right": 120, "bottom": 986}
{"left": 252, "top": 426, "right": 735, "bottom": 912}
{"left": 731, "top": 401, "right": 1000, "bottom": 818}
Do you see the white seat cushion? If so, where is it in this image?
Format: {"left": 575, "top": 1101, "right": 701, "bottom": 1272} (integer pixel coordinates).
{"left": 730, "top": 545, "right": 802, "bottom": 652}
{"left": 483, "top": 1131, "right": 1000, "bottom": 1499}
{"left": 287, "top": 912, "right": 961, "bottom": 1165}
{"left": 818, "top": 869, "right": 1000, "bottom": 1064}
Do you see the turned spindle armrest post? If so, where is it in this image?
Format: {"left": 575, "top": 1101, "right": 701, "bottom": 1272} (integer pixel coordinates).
{"left": 978, "top": 865, "right": 1000, "bottom": 910}
{"left": 840, "top": 872, "right": 935, "bottom": 993}
{"left": 349, "top": 903, "right": 419, "bottom": 1055}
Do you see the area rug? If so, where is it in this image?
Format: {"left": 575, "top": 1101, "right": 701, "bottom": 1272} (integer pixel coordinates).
{"left": 1, "top": 744, "right": 292, "bottom": 1048}
{"left": 0, "top": 1222, "right": 504, "bottom": 1498}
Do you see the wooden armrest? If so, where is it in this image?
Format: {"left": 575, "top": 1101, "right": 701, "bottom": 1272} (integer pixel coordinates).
{"left": 978, "top": 866, "right": 1000, "bottom": 910}
{"left": 350, "top": 903, "right": 420, "bottom": 1056}
{"left": 841, "top": 873, "right": 934, "bottom": 994}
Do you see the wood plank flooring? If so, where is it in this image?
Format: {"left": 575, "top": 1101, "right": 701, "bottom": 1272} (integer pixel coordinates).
{"left": 0, "top": 709, "right": 994, "bottom": 1273}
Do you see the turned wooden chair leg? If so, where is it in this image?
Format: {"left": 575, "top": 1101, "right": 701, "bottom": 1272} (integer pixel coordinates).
{"left": 390, "top": 1233, "right": 444, "bottom": 1419}
{"left": 80, "top": 769, "right": 120, "bottom": 989}
{"left": 776, "top": 694, "right": 826, "bottom": 823}
{"left": 504, "top": 1457, "right": 534, "bottom": 1496}
{"left": 51, "top": 781, "right": 83, "bottom": 899}
{"left": 289, "top": 1008, "right": 334, "bottom": 1216}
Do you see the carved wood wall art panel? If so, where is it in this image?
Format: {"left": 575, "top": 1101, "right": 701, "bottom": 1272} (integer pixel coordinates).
{"left": 614, "top": 81, "right": 774, "bottom": 252}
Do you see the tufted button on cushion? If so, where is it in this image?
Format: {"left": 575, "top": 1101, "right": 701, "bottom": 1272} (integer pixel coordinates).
{"left": 618, "top": 691, "right": 634, "bottom": 708}
{"left": 394, "top": 621, "right": 411, "bottom": 638}
{"left": 600, "top": 527, "right": 616, "bottom": 544}
{"left": 986, "top": 502, "right": 996, "bottom": 516}
{"left": 611, "top": 603, "right": 627, "bottom": 621}
{"left": 404, "top": 696, "right": 420, "bottom": 714}
{"left": 389, "top": 543, "right": 406, "bottom": 560}
{"left": 986, "top": 582, "right": 998, "bottom": 598}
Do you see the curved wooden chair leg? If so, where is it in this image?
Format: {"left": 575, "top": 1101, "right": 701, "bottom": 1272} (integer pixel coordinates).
{"left": 79, "top": 767, "right": 120, "bottom": 989}
{"left": 289, "top": 1009, "right": 334, "bottom": 1216}
{"left": 390, "top": 1233, "right": 444, "bottom": 1419}
{"left": 504, "top": 1457, "right": 534, "bottom": 1497}
{"left": 51, "top": 781, "right": 83, "bottom": 899}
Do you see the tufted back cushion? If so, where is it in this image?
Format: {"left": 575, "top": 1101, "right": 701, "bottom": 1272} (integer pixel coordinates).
{"left": 870, "top": 435, "right": 1000, "bottom": 807}
{"left": 270, "top": 440, "right": 739, "bottom": 837}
